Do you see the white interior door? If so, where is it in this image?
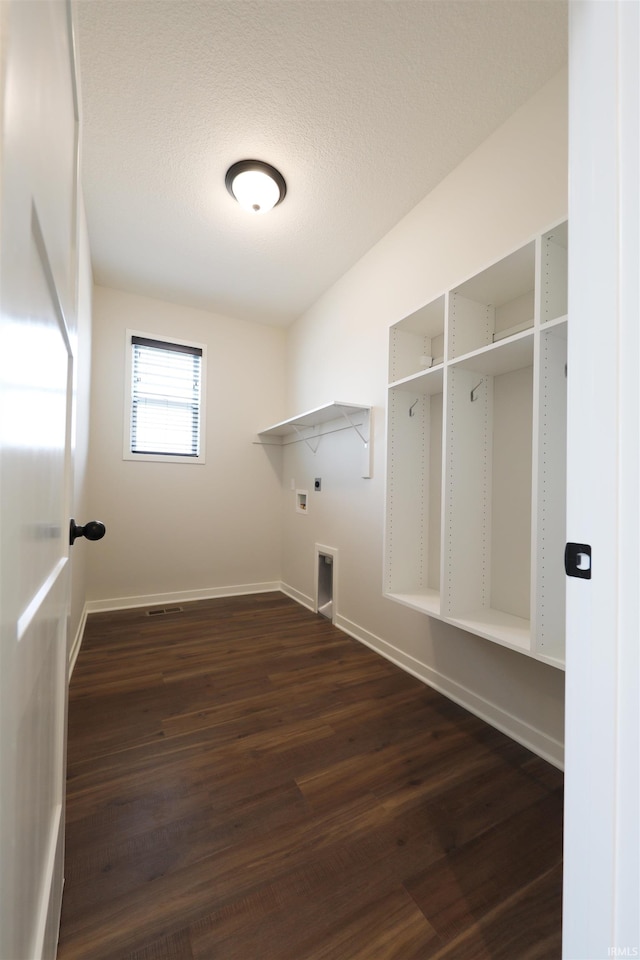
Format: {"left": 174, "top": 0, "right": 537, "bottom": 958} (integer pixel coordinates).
{"left": 0, "top": 2, "right": 80, "bottom": 957}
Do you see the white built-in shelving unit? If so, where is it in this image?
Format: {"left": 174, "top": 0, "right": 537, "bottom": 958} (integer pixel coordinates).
{"left": 385, "top": 220, "right": 567, "bottom": 668}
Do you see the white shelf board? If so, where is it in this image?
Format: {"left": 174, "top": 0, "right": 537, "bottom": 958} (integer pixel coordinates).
{"left": 256, "top": 401, "right": 372, "bottom": 478}
{"left": 388, "top": 365, "right": 444, "bottom": 396}
{"left": 257, "top": 402, "right": 369, "bottom": 440}
{"left": 386, "top": 589, "right": 441, "bottom": 617}
{"left": 492, "top": 318, "right": 533, "bottom": 343}
{"left": 448, "top": 608, "right": 531, "bottom": 653}
{"left": 386, "top": 593, "right": 531, "bottom": 656}
{"left": 449, "top": 329, "right": 534, "bottom": 377}
{"left": 542, "top": 314, "right": 568, "bottom": 335}
{"left": 533, "top": 649, "right": 566, "bottom": 671}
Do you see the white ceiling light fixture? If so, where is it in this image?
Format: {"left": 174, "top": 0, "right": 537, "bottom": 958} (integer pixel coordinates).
{"left": 225, "top": 160, "right": 287, "bottom": 214}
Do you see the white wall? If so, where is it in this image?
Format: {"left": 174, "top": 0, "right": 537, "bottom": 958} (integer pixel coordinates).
{"left": 86, "top": 286, "right": 286, "bottom": 607}
{"left": 281, "top": 70, "right": 568, "bottom": 765}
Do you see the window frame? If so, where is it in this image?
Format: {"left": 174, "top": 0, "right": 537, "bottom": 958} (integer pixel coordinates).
{"left": 123, "top": 329, "right": 207, "bottom": 464}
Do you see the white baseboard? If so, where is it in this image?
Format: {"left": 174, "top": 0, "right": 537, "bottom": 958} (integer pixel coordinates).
{"left": 84, "top": 581, "right": 282, "bottom": 615}
{"left": 32, "top": 802, "right": 63, "bottom": 960}
{"left": 333, "top": 611, "right": 564, "bottom": 770}
{"left": 69, "top": 604, "right": 88, "bottom": 679}
{"left": 279, "top": 582, "right": 315, "bottom": 612}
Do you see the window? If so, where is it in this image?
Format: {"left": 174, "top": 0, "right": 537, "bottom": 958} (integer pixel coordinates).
{"left": 124, "top": 332, "right": 206, "bottom": 463}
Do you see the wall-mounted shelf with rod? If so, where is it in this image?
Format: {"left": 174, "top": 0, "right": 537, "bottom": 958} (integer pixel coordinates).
{"left": 384, "top": 218, "right": 568, "bottom": 668}
{"left": 255, "top": 402, "right": 372, "bottom": 478}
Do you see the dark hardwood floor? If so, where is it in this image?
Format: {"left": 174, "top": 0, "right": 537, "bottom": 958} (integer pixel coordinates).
{"left": 58, "top": 593, "right": 563, "bottom": 960}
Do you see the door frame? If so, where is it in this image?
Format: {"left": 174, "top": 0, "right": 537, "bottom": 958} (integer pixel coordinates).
{"left": 563, "top": 2, "right": 640, "bottom": 956}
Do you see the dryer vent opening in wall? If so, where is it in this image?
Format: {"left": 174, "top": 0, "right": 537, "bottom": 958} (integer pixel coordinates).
{"left": 317, "top": 554, "right": 334, "bottom": 620}
{"left": 315, "top": 543, "right": 338, "bottom": 622}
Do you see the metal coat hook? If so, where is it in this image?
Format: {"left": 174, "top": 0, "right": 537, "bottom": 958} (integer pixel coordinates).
{"left": 409, "top": 399, "right": 419, "bottom": 417}
{"left": 470, "top": 379, "right": 484, "bottom": 402}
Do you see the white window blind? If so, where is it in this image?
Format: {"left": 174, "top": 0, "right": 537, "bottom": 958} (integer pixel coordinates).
{"left": 130, "top": 336, "right": 203, "bottom": 457}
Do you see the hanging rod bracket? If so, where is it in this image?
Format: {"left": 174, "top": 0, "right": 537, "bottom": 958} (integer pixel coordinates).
{"left": 339, "top": 408, "right": 372, "bottom": 478}
{"left": 254, "top": 403, "right": 373, "bottom": 478}
{"left": 292, "top": 423, "right": 321, "bottom": 454}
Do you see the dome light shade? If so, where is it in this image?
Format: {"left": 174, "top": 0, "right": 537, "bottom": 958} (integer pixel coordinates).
{"left": 225, "top": 160, "right": 286, "bottom": 214}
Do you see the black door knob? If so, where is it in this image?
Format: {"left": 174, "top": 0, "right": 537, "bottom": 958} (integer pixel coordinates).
{"left": 69, "top": 519, "right": 106, "bottom": 546}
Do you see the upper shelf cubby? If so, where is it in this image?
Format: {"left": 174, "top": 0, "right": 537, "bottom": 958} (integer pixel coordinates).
{"left": 389, "top": 295, "right": 445, "bottom": 383}
{"left": 449, "top": 241, "right": 536, "bottom": 359}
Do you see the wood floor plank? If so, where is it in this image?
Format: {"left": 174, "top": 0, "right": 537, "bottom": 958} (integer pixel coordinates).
{"left": 58, "top": 592, "right": 563, "bottom": 959}
{"left": 121, "top": 930, "right": 195, "bottom": 960}
{"left": 428, "top": 863, "right": 563, "bottom": 960}
{"left": 404, "top": 791, "right": 563, "bottom": 943}
{"left": 61, "top": 779, "right": 310, "bottom": 922}
{"left": 188, "top": 853, "right": 436, "bottom": 960}
{"left": 300, "top": 885, "right": 440, "bottom": 960}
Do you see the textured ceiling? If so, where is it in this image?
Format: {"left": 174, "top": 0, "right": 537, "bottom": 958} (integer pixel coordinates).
{"left": 76, "top": 0, "right": 567, "bottom": 326}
